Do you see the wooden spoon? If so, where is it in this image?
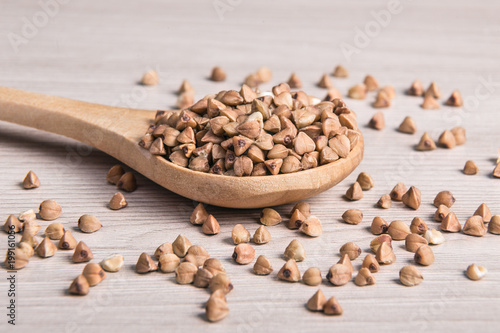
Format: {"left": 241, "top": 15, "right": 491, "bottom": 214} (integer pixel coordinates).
{"left": 0, "top": 87, "right": 363, "bottom": 208}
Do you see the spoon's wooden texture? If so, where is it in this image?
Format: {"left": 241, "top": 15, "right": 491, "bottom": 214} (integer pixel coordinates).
{"left": 0, "top": 87, "right": 363, "bottom": 208}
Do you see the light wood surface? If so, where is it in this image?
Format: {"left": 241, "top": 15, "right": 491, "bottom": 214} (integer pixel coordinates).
{"left": 1, "top": 0, "right": 500, "bottom": 332}
{"left": 0, "top": 87, "right": 364, "bottom": 208}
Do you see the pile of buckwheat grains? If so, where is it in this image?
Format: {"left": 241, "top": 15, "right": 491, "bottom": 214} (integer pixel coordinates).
{"left": 3, "top": 65, "right": 500, "bottom": 324}
{"left": 138, "top": 77, "right": 362, "bottom": 176}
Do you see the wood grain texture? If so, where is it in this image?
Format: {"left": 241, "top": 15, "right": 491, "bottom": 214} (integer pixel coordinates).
{"left": 0, "top": 0, "right": 500, "bottom": 332}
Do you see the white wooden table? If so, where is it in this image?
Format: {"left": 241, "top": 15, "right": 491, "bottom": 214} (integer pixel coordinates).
{"left": 1, "top": 1, "right": 499, "bottom": 332}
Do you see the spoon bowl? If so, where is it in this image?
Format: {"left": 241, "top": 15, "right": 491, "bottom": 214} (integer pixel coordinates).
{"left": 0, "top": 87, "right": 363, "bottom": 208}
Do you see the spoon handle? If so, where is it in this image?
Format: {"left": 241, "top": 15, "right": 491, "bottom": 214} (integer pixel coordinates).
{"left": 0, "top": 86, "right": 154, "bottom": 152}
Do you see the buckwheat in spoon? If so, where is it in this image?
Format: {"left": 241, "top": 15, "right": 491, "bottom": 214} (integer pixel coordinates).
{"left": 0, "top": 85, "right": 363, "bottom": 208}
